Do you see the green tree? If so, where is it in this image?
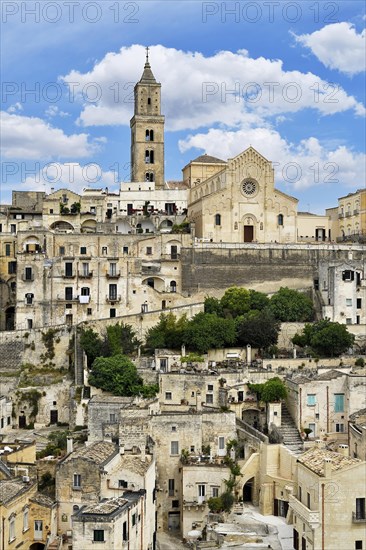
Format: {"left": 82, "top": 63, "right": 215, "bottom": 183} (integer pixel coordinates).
{"left": 88, "top": 354, "right": 143, "bottom": 396}
{"left": 106, "top": 323, "right": 141, "bottom": 356}
{"left": 220, "top": 287, "right": 251, "bottom": 318}
{"left": 269, "top": 287, "right": 314, "bottom": 322}
{"left": 183, "top": 313, "right": 236, "bottom": 353}
{"left": 248, "top": 289, "right": 270, "bottom": 311}
{"left": 248, "top": 377, "right": 287, "bottom": 403}
{"left": 204, "top": 296, "right": 223, "bottom": 316}
{"left": 80, "top": 328, "right": 104, "bottom": 368}
{"left": 292, "top": 319, "right": 355, "bottom": 357}
{"left": 144, "top": 312, "right": 188, "bottom": 351}
{"left": 236, "top": 309, "right": 280, "bottom": 350}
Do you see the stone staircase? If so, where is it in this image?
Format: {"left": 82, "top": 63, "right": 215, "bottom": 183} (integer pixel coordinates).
{"left": 233, "top": 503, "right": 244, "bottom": 514}
{"left": 277, "top": 403, "right": 304, "bottom": 454}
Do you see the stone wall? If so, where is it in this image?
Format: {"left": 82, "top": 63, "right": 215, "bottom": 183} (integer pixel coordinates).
{"left": 181, "top": 244, "right": 363, "bottom": 293}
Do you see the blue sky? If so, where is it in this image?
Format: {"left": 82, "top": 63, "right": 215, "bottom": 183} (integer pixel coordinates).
{"left": 1, "top": 0, "right": 365, "bottom": 212}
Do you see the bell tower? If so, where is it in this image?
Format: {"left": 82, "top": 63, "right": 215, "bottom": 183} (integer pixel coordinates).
{"left": 130, "top": 48, "right": 165, "bottom": 189}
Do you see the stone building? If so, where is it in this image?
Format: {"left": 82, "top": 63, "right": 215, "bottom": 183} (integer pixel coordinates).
{"left": 288, "top": 447, "right": 366, "bottom": 550}
{"left": 286, "top": 369, "right": 366, "bottom": 440}
{"left": 187, "top": 146, "right": 298, "bottom": 243}
{"left": 349, "top": 408, "right": 366, "bottom": 461}
{"left": 72, "top": 492, "right": 152, "bottom": 550}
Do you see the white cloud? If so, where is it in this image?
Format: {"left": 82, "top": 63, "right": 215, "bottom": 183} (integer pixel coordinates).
{"left": 179, "top": 127, "right": 365, "bottom": 191}
{"left": 61, "top": 44, "right": 365, "bottom": 131}
{"left": 3, "top": 163, "right": 119, "bottom": 196}
{"left": 1, "top": 111, "right": 102, "bottom": 159}
{"left": 45, "top": 105, "right": 70, "bottom": 118}
{"left": 293, "top": 23, "right": 366, "bottom": 76}
{"left": 7, "top": 102, "right": 23, "bottom": 113}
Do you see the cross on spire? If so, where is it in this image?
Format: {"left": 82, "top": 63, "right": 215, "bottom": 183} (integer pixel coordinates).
{"left": 145, "top": 46, "right": 150, "bottom": 64}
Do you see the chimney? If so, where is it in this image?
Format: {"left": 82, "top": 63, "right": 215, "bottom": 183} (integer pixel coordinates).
{"left": 67, "top": 437, "right": 73, "bottom": 455}
{"left": 338, "top": 444, "right": 349, "bottom": 457}
{"left": 323, "top": 458, "right": 332, "bottom": 478}
{"left": 196, "top": 390, "right": 202, "bottom": 412}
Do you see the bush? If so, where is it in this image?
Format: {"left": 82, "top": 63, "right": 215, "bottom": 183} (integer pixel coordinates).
{"left": 355, "top": 357, "right": 365, "bottom": 367}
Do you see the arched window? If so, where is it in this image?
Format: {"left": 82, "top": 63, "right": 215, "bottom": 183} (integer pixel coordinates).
{"left": 170, "top": 280, "right": 177, "bottom": 293}
{"left": 145, "top": 172, "right": 154, "bottom": 182}
{"left": 278, "top": 214, "right": 284, "bottom": 226}
{"left": 25, "top": 293, "right": 33, "bottom": 305}
{"left": 145, "top": 150, "right": 154, "bottom": 164}
{"left": 145, "top": 129, "right": 154, "bottom": 141}
{"left": 81, "top": 287, "right": 90, "bottom": 296}
{"left": 215, "top": 214, "right": 221, "bottom": 226}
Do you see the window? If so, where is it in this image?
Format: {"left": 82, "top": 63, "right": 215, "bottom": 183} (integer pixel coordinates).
{"left": 132, "top": 513, "right": 136, "bottom": 526}
{"left": 146, "top": 246, "right": 152, "bottom": 255}
{"left": 8, "top": 261, "right": 16, "bottom": 274}
{"left": 170, "top": 280, "right": 177, "bottom": 293}
{"left": 9, "top": 516, "right": 15, "bottom": 541}
{"left": 25, "top": 267, "right": 33, "bottom": 280}
{"left": 123, "top": 521, "right": 128, "bottom": 541}
{"left": 119, "top": 479, "right": 128, "bottom": 488}
{"left": 307, "top": 492, "right": 311, "bottom": 508}
{"left": 93, "top": 530, "right": 104, "bottom": 542}
{"left": 25, "top": 293, "right": 33, "bottom": 305}
{"left": 65, "top": 287, "right": 73, "bottom": 301}
{"left": 334, "top": 394, "right": 345, "bottom": 412}
{"left": 73, "top": 473, "right": 81, "bottom": 488}
{"left": 34, "top": 520, "right": 43, "bottom": 540}
{"left": 123, "top": 246, "right": 129, "bottom": 254}
{"left": 109, "top": 284, "right": 117, "bottom": 300}
{"left": 82, "top": 263, "right": 89, "bottom": 276}
{"left": 168, "top": 479, "right": 175, "bottom": 496}
{"left": 278, "top": 214, "right": 284, "bottom": 226}
{"left": 346, "top": 318, "right": 352, "bottom": 325}
{"left": 207, "top": 384, "right": 214, "bottom": 391}
{"left": 65, "top": 262, "right": 73, "bottom": 277}
{"left": 355, "top": 541, "right": 363, "bottom": 549}
{"left": 59, "top": 246, "right": 65, "bottom": 255}
{"left": 23, "top": 508, "right": 29, "bottom": 532}
{"left": 298, "top": 486, "right": 302, "bottom": 502}
{"left": 172, "top": 500, "right": 179, "bottom": 508}
{"left": 5, "top": 243, "right": 11, "bottom": 256}
{"left": 110, "top": 308, "right": 116, "bottom": 318}
{"left": 212, "top": 487, "right": 219, "bottom": 498}
{"left": 307, "top": 394, "right": 316, "bottom": 406}
{"left": 198, "top": 484, "right": 206, "bottom": 501}
{"left": 102, "top": 246, "right": 108, "bottom": 255}
{"left": 336, "top": 423, "right": 344, "bottom": 432}
{"left": 160, "top": 358, "right": 167, "bottom": 372}
{"left": 109, "top": 263, "right": 117, "bottom": 276}
{"left": 346, "top": 298, "right": 352, "bottom": 306}
{"left": 81, "top": 287, "right": 90, "bottom": 296}
{"left": 215, "top": 213, "right": 221, "bottom": 226}
{"left": 145, "top": 150, "right": 154, "bottom": 164}
{"left": 171, "top": 426, "right": 177, "bottom": 432}
{"left": 357, "top": 298, "right": 362, "bottom": 309}
{"left": 145, "top": 129, "right": 154, "bottom": 141}
{"left": 206, "top": 394, "right": 213, "bottom": 404}
{"left": 110, "top": 413, "right": 116, "bottom": 423}
{"left": 80, "top": 246, "right": 87, "bottom": 254}
{"left": 343, "top": 270, "right": 354, "bottom": 281}
{"left": 165, "top": 392, "right": 172, "bottom": 400}
{"left": 27, "top": 319, "right": 33, "bottom": 329}
{"left": 218, "top": 436, "right": 225, "bottom": 450}
{"left": 171, "top": 441, "right": 179, "bottom": 455}
{"left": 356, "top": 498, "right": 366, "bottom": 520}
{"left": 10, "top": 224, "right": 16, "bottom": 233}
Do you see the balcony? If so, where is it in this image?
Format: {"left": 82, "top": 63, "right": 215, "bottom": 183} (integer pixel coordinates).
{"left": 346, "top": 212, "right": 351, "bottom": 217}
{"left": 62, "top": 272, "right": 75, "bottom": 279}
{"left": 57, "top": 294, "right": 78, "bottom": 302}
{"left": 352, "top": 512, "right": 366, "bottom": 523}
{"left": 78, "top": 271, "right": 93, "bottom": 279}
{"left": 161, "top": 254, "right": 180, "bottom": 261}
{"left": 338, "top": 213, "right": 344, "bottom": 219}
{"left": 354, "top": 209, "right": 359, "bottom": 215}
{"left": 105, "top": 271, "right": 121, "bottom": 279}
{"left": 106, "top": 294, "right": 121, "bottom": 303}
{"left": 288, "top": 495, "right": 320, "bottom": 528}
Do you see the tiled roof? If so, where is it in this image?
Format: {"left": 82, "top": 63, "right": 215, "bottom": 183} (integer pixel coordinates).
{"left": 0, "top": 479, "right": 36, "bottom": 505}
{"left": 298, "top": 448, "right": 361, "bottom": 476}
{"left": 30, "top": 493, "right": 55, "bottom": 507}
{"left": 349, "top": 408, "right": 366, "bottom": 426}
{"left": 121, "top": 454, "right": 152, "bottom": 475}
{"left": 191, "top": 154, "right": 227, "bottom": 164}
{"left": 63, "top": 441, "right": 117, "bottom": 465}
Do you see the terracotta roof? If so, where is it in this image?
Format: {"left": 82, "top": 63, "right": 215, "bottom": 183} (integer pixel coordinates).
{"left": 298, "top": 448, "right": 361, "bottom": 476}
{"left": 190, "top": 154, "right": 227, "bottom": 164}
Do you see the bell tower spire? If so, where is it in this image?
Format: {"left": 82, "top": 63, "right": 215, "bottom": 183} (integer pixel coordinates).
{"left": 130, "top": 48, "right": 165, "bottom": 189}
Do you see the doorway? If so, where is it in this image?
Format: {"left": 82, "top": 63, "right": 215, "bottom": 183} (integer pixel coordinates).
{"left": 168, "top": 512, "right": 180, "bottom": 530}
{"left": 50, "top": 410, "right": 58, "bottom": 424}
{"left": 244, "top": 225, "right": 254, "bottom": 242}
{"left": 243, "top": 477, "right": 254, "bottom": 502}
{"left": 19, "top": 415, "right": 26, "bottom": 428}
